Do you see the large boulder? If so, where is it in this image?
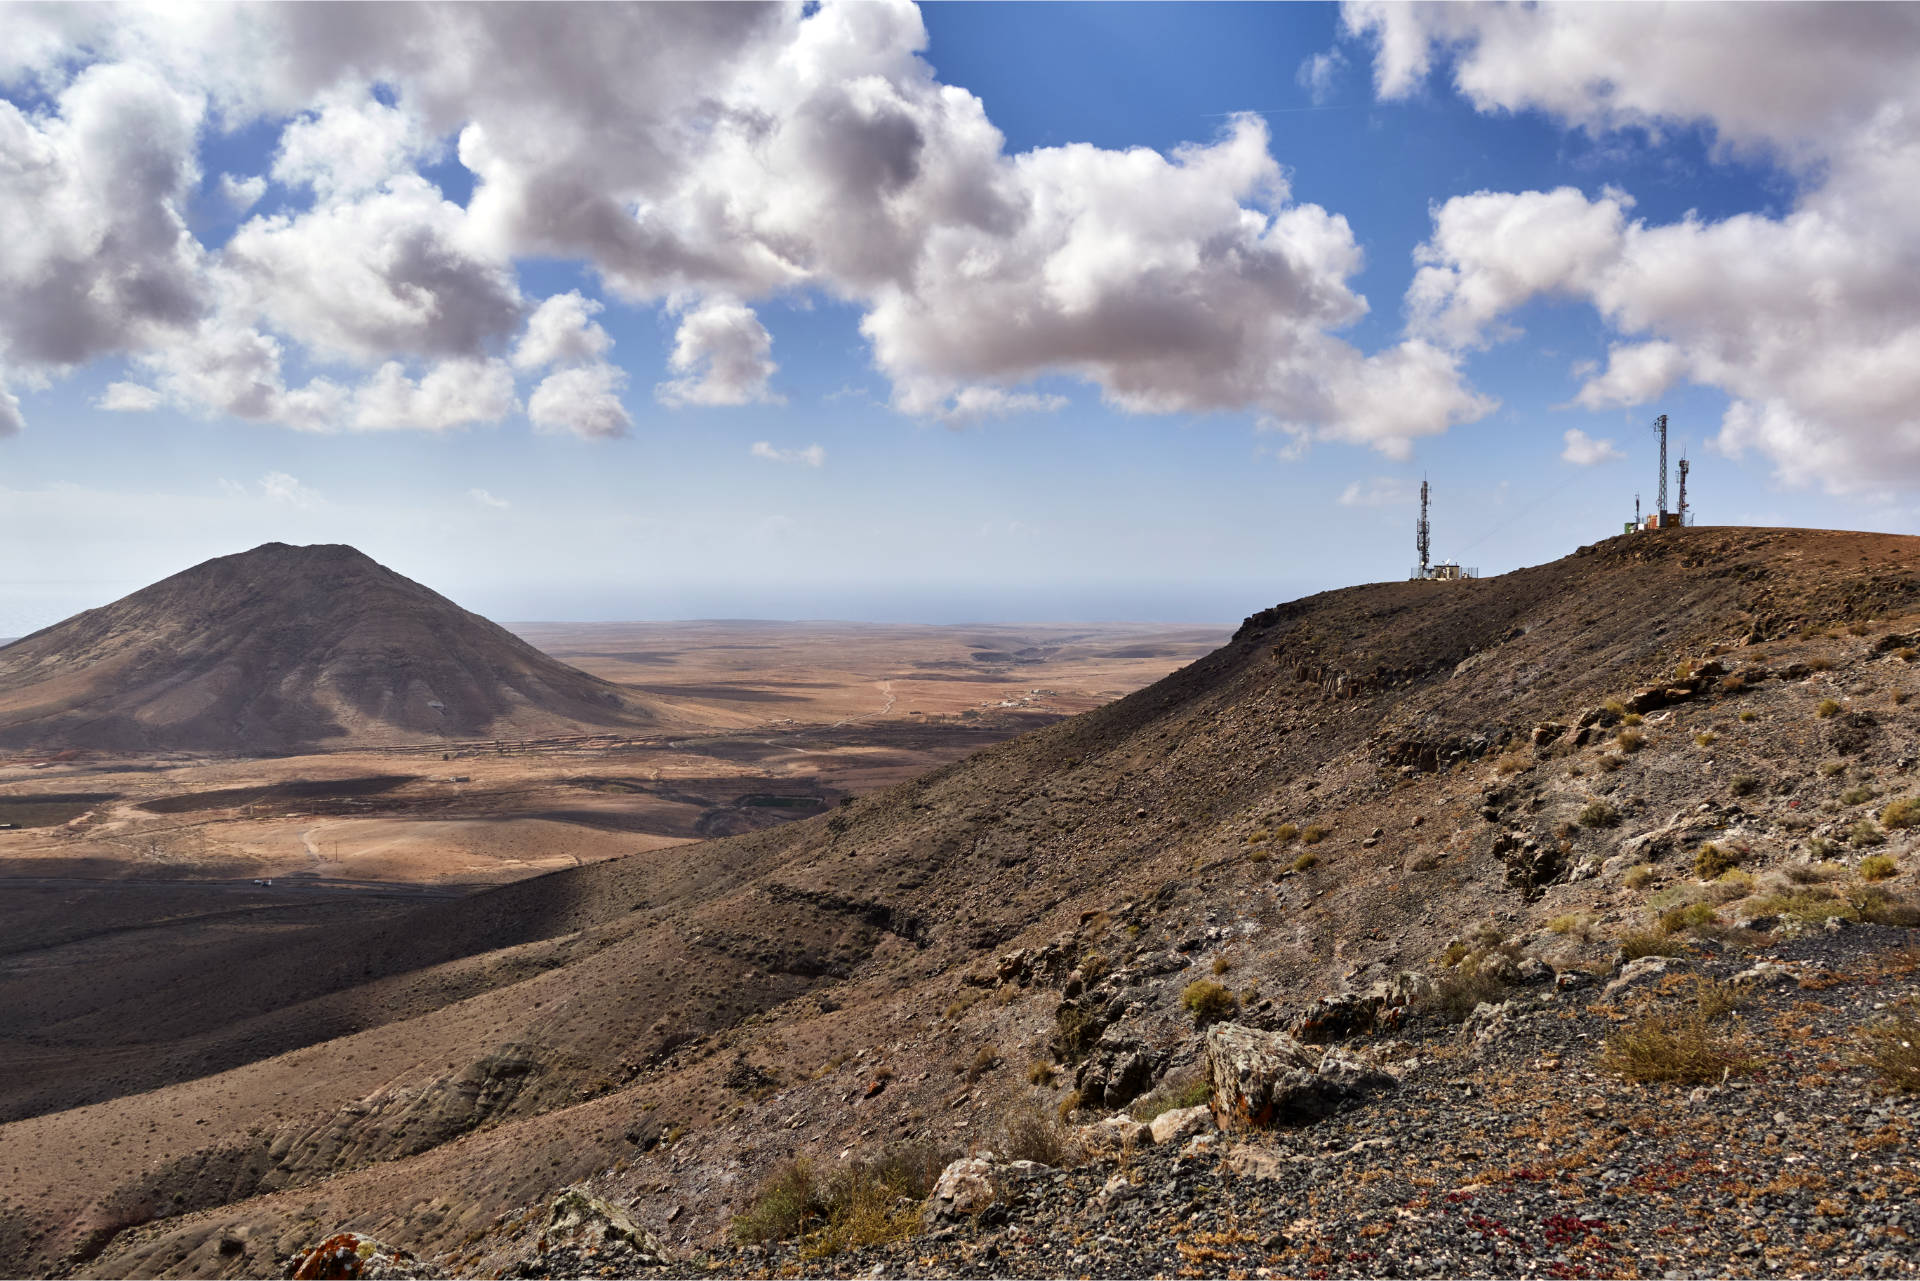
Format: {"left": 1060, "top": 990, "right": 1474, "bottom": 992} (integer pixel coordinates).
{"left": 1203, "top": 1023, "right": 1396, "bottom": 1131}
{"left": 921, "top": 1157, "right": 996, "bottom": 1225}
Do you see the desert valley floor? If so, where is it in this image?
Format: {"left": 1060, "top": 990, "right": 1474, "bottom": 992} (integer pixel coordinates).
{"left": 0, "top": 620, "right": 1224, "bottom": 888}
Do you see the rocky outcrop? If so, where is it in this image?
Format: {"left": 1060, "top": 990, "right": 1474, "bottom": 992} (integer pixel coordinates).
{"left": 287, "top": 1233, "right": 440, "bottom": 1280}
{"left": 525, "top": 1186, "right": 671, "bottom": 1272}
{"left": 1203, "top": 1023, "right": 1397, "bottom": 1131}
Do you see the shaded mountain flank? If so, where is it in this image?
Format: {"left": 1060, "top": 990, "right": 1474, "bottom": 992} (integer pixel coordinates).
{"left": 5, "top": 527, "right": 1920, "bottom": 1279}
{"left": 0, "top": 544, "right": 650, "bottom": 753}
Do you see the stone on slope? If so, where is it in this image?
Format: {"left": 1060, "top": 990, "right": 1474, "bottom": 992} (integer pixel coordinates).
{"left": 1148, "top": 1104, "right": 1213, "bottom": 1147}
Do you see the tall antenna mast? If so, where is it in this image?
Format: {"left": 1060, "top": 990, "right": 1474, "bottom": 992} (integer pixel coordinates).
{"left": 1652, "top": 413, "right": 1669, "bottom": 517}
{"left": 1677, "top": 453, "right": 1690, "bottom": 527}
{"left": 1635, "top": 492, "right": 1641, "bottom": 529}
{"left": 1416, "top": 478, "right": 1431, "bottom": 578}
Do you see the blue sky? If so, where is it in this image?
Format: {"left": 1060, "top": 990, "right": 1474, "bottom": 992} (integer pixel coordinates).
{"left": 2, "top": 2, "right": 1916, "bottom": 636}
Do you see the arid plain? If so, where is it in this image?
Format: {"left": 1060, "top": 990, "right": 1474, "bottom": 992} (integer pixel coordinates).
{"left": 0, "top": 620, "right": 1227, "bottom": 890}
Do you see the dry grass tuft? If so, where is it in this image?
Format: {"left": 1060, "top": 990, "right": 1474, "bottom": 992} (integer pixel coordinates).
{"left": 1856, "top": 1015, "right": 1920, "bottom": 1092}
{"left": 1860, "top": 854, "right": 1899, "bottom": 882}
{"left": 1695, "top": 842, "right": 1742, "bottom": 879}
{"left": 1577, "top": 799, "right": 1619, "bottom": 828}
{"left": 1881, "top": 797, "right": 1920, "bottom": 829}
{"left": 1616, "top": 930, "right": 1683, "bottom": 961}
{"left": 1181, "top": 979, "right": 1236, "bottom": 1026}
{"left": 995, "top": 1100, "right": 1083, "bottom": 1167}
{"left": 1600, "top": 981, "right": 1755, "bottom": 1084}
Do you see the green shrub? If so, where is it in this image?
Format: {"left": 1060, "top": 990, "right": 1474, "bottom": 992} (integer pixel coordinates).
{"left": 1596, "top": 753, "right": 1626, "bottom": 773}
{"left": 1495, "top": 752, "right": 1531, "bottom": 775}
{"left": 1025, "top": 1060, "right": 1057, "bottom": 1087}
{"left": 1695, "top": 842, "right": 1742, "bottom": 879}
{"left": 1603, "top": 698, "right": 1627, "bottom": 716}
{"left": 1128, "top": 1074, "right": 1212, "bottom": 1123}
{"left": 1841, "top": 785, "right": 1878, "bottom": 806}
{"left": 734, "top": 1159, "right": 824, "bottom": 1243}
{"left": 1744, "top": 887, "right": 1855, "bottom": 925}
{"left": 1291, "top": 852, "right": 1319, "bottom": 872}
{"left": 1817, "top": 699, "right": 1842, "bottom": 718}
{"left": 1273, "top": 822, "right": 1299, "bottom": 843}
{"left": 1738, "top": 710, "right": 1758, "bottom": 723}
{"left": 1851, "top": 818, "right": 1887, "bottom": 847}
{"left": 1730, "top": 774, "right": 1759, "bottom": 796}
{"left": 1710, "top": 869, "right": 1756, "bottom": 903}
{"left": 1623, "top": 864, "right": 1657, "bottom": 890}
{"left": 1860, "top": 854, "right": 1899, "bottom": 882}
{"left": 1621, "top": 712, "right": 1645, "bottom": 727}
{"left": 1547, "top": 913, "right": 1588, "bottom": 935}
{"left": 797, "top": 1144, "right": 953, "bottom": 1258}
{"left": 1617, "top": 930, "right": 1683, "bottom": 961}
{"left": 1617, "top": 728, "right": 1646, "bottom": 752}
{"left": 1246, "top": 847, "right": 1270, "bottom": 863}
{"left": 1788, "top": 858, "right": 1844, "bottom": 882}
{"left": 1882, "top": 797, "right": 1920, "bottom": 829}
{"left": 1658, "top": 901, "right": 1719, "bottom": 935}
{"left": 1820, "top": 760, "right": 1847, "bottom": 778}
{"left": 1578, "top": 800, "right": 1620, "bottom": 829}
{"left": 1181, "top": 979, "right": 1236, "bottom": 1026}
{"left": 1695, "top": 731, "right": 1718, "bottom": 748}
{"left": 1300, "top": 824, "right": 1328, "bottom": 845}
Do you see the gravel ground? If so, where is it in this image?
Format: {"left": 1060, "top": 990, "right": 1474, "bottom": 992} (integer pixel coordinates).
{"left": 658, "top": 923, "right": 1920, "bottom": 1280}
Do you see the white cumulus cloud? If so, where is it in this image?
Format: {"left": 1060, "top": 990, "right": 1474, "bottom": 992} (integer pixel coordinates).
{"left": 657, "top": 297, "right": 781, "bottom": 408}
{"left": 513, "top": 291, "right": 613, "bottom": 372}
{"left": 1561, "top": 428, "right": 1624, "bottom": 466}
{"left": 98, "top": 381, "right": 163, "bottom": 412}
{"left": 528, "top": 363, "right": 631, "bottom": 439}
{"left": 1351, "top": 1, "right": 1920, "bottom": 492}
{"left": 468, "top": 487, "right": 509, "bottom": 509}
{"left": 352, "top": 358, "right": 517, "bottom": 433}
{"left": 751, "top": 441, "right": 825, "bottom": 467}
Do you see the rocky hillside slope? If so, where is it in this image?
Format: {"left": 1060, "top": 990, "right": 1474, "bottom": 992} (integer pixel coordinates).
{"left": 5, "top": 527, "right": 1920, "bottom": 1279}
{"left": 0, "top": 543, "right": 651, "bottom": 752}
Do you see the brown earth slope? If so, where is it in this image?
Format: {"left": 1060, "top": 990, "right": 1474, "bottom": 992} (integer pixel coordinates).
{"left": 5, "top": 527, "right": 1920, "bottom": 1279}
{"left": 0, "top": 544, "right": 650, "bottom": 753}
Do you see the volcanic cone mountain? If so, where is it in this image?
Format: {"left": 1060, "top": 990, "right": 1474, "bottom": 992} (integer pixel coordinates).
{"left": 0, "top": 543, "right": 648, "bottom": 752}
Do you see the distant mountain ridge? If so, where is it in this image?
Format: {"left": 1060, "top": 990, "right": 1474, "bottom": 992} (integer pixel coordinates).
{"left": 0, "top": 542, "right": 652, "bottom": 753}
